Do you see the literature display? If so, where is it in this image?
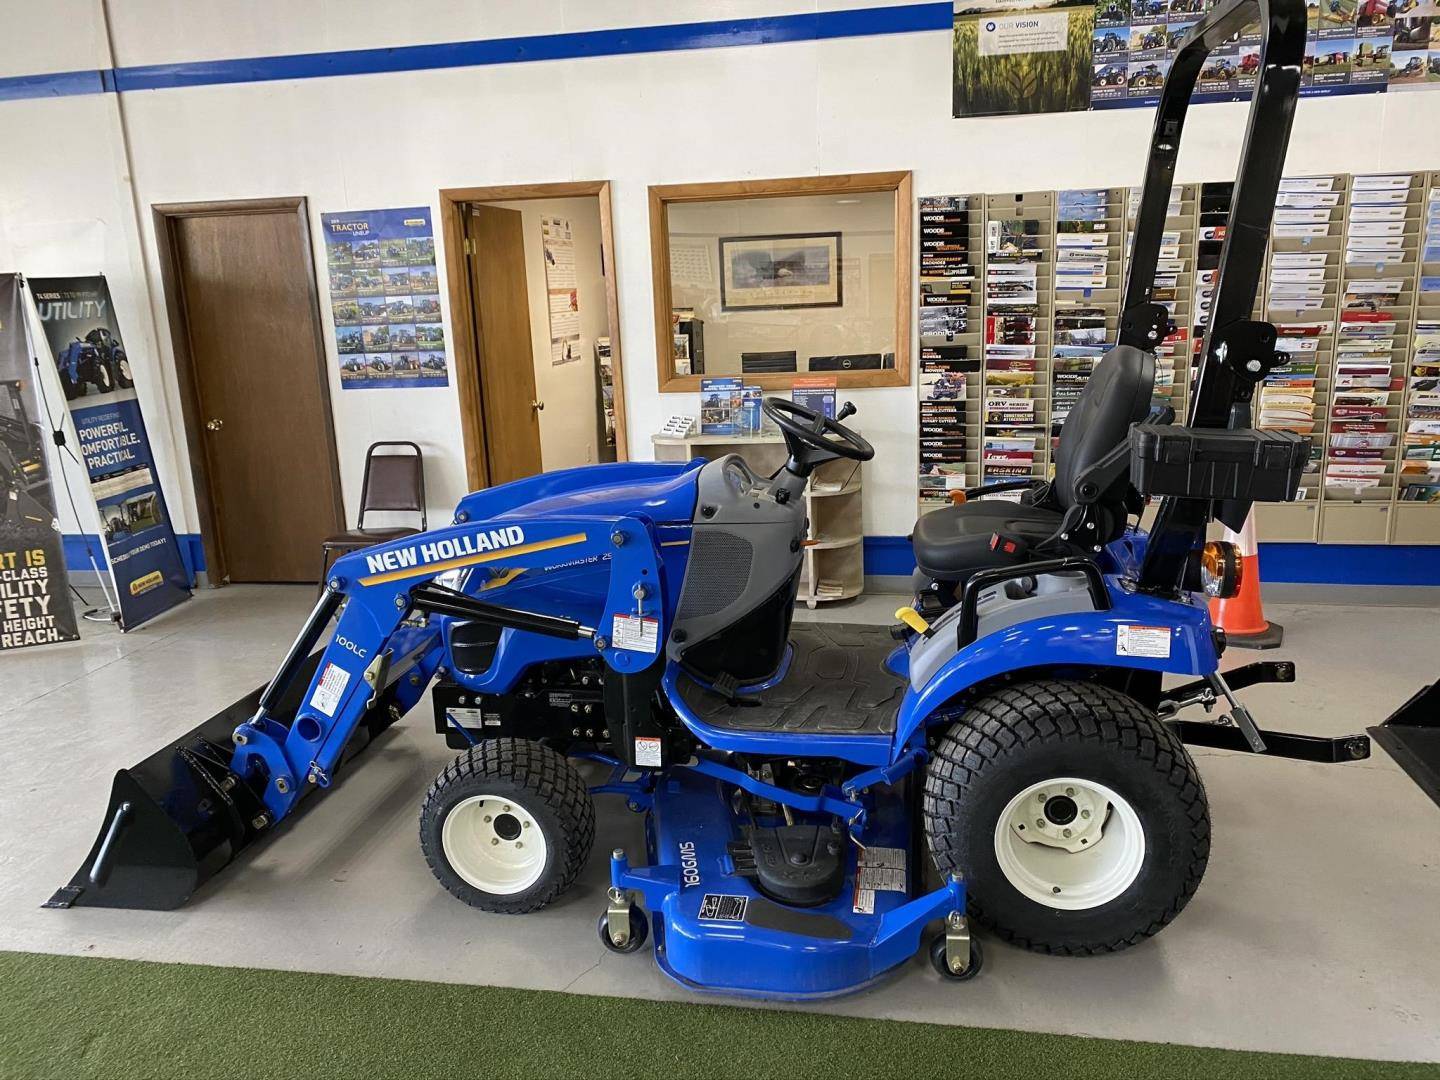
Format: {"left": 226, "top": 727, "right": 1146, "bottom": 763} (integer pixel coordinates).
{"left": 917, "top": 195, "right": 981, "bottom": 516}
{"left": 917, "top": 168, "right": 1440, "bottom": 545}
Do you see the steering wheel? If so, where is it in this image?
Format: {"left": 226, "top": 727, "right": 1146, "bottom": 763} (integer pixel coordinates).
{"left": 762, "top": 396, "right": 874, "bottom": 475}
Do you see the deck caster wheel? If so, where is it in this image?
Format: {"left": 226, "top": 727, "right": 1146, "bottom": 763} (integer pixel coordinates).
{"left": 598, "top": 906, "right": 648, "bottom": 954}
{"left": 929, "top": 932, "right": 983, "bottom": 982}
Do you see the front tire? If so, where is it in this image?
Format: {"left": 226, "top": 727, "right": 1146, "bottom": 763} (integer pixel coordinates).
{"left": 420, "top": 739, "right": 595, "bottom": 914}
{"left": 924, "top": 680, "right": 1209, "bottom": 955}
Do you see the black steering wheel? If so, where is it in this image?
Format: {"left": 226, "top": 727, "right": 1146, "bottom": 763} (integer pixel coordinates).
{"left": 763, "top": 396, "right": 874, "bottom": 475}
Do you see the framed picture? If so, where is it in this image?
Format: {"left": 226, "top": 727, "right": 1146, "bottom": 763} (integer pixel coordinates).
{"left": 718, "top": 232, "right": 843, "bottom": 311}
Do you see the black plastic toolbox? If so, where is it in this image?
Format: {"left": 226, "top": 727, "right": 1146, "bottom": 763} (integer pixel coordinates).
{"left": 1128, "top": 424, "right": 1310, "bottom": 502}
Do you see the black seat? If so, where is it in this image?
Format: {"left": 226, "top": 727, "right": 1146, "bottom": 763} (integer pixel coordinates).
{"left": 913, "top": 344, "right": 1155, "bottom": 583}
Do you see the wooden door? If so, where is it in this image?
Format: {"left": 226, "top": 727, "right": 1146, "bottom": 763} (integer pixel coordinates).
{"left": 468, "top": 205, "right": 543, "bottom": 484}
{"left": 169, "top": 205, "right": 342, "bottom": 582}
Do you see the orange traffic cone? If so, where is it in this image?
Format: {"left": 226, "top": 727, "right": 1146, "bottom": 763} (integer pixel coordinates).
{"left": 1208, "top": 510, "right": 1283, "bottom": 649}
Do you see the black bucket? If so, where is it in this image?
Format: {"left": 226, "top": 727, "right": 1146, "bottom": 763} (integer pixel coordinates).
{"left": 1369, "top": 681, "right": 1440, "bottom": 812}
{"left": 46, "top": 645, "right": 405, "bottom": 911}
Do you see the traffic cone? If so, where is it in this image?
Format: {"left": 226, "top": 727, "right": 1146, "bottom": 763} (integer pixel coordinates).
{"left": 1208, "top": 510, "right": 1283, "bottom": 649}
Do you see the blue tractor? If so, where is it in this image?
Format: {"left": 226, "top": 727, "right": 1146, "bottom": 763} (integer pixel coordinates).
{"left": 50, "top": 0, "right": 1419, "bottom": 999}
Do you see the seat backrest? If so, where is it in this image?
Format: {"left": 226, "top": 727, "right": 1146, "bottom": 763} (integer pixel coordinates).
{"left": 1052, "top": 344, "right": 1156, "bottom": 509}
{"left": 358, "top": 441, "right": 426, "bottom": 529}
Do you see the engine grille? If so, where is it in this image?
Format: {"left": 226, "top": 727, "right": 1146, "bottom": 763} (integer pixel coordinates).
{"left": 676, "top": 530, "right": 754, "bottom": 619}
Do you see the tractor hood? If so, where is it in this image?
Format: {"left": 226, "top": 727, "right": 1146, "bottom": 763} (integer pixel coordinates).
{"left": 454, "top": 460, "right": 701, "bottom": 528}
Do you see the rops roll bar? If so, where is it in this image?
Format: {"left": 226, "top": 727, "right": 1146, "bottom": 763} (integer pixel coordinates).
{"left": 1117, "top": 0, "right": 1309, "bottom": 594}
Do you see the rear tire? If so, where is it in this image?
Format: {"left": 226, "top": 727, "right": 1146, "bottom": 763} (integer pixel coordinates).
{"left": 420, "top": 739, "right": 594, "bottom": 914}
{"left": 924, "top": 680, "right": 1209, "bottom": 956}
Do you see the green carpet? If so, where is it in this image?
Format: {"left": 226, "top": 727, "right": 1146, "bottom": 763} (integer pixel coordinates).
{"left": 0, "top": 950, "right": 1427, "bottom": 1079}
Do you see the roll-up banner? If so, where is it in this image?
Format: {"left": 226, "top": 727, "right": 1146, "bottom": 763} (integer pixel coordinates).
{"left": 27, "top": 276, "right": 190, "bottom": 630}
{"left": 0, "top": 274, "right": 80, "bottom": 651}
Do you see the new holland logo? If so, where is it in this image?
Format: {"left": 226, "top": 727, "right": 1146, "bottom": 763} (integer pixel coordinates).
{"left": 365, "top": 526, "right": 526, "bottom": 577}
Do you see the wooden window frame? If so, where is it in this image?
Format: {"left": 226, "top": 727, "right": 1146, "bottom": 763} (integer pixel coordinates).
{"left": 649, "top": 171, "right": 914, "bottom": 393}
{"left": 438, "top": 181, "right": 629, "bottom": 492}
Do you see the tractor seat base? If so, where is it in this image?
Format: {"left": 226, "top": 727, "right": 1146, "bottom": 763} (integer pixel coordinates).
{"left": 676, "top": 624, "right": 901, "bottom": 736}
{"left": 911, "top": 499, "right": 1063, "bottom": 580}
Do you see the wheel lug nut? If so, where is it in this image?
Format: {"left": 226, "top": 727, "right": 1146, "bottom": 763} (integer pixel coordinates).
{"left": 1035, "top": 818, "right": 1046, "bottom": 828}
{"left": 503, "top": 804, "right": 511, "bottom": 812}
{"left": 516, "top": 842, "right": 523, "bottom": 849}
{"left": 484, "top": 815, "right": 492, "bottom": 822}
{"left": 1081, "top": 809, "right": 1091, "bottom": 819}
{"left": 1066, "top": 787, "right": 1076, "bottom": 797}
{"left": 1036, "top": 793, "right": 1046, "bottom": 802}
{"left": 1063, "top": 828, "right": 1073, "bottom": 838}
{"left": 523, "top": 821, "right": 530, "bottom": 828}
{"left": 491, "top": 838, "right": 499, "bottom": 846}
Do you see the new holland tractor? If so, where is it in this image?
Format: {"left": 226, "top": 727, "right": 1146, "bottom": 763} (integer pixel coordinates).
{"left": 50, "top": 0, "right": 1428, "bottom": 1000}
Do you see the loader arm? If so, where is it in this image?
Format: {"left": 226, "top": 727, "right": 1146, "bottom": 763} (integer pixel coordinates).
{"left": 49, "top": 511, "right": 665, "bottom": 910}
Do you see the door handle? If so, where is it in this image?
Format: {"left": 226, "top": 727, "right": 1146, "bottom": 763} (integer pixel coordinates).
{"left": 531, "top": 401, "right": 545, "bottom": 412}
{"left": 206, "top": 418, "right": 224, "bottom": 431}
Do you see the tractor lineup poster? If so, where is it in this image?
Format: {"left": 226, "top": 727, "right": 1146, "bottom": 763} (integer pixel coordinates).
{"left": 321, "top": 206, "right": 449, "bottom": 390}
{"left": 28, "top": 275, "right": 191, "bottom": 631}
{"left": 954, "top": 0, "right": 1440, "bottom": 118}
{"left": 0, "top": 274, "right": 79, "bottom": 651}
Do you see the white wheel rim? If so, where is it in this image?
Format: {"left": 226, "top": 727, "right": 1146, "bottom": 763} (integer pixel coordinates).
{"left": 993, "top": 777, "right": 1145, "bottom": 911}
{"left": 441, "top": 795, "right": 547, "bottom": 895}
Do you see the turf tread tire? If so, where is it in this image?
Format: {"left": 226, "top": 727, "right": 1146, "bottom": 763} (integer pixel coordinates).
{"left": 419, "top": 738, "right": 595, "bottom": 914}
{"left": 924, "top": 679, "right": 1209, "bottom": 956}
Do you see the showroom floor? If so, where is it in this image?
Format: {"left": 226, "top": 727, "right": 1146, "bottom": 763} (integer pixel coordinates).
{"left": 2, "top": 584, "right": 1438, "bottom": 1063}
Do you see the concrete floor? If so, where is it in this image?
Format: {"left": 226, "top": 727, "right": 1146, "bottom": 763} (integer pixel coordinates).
{"left": 2, "top": 584, "right": 1438, "bottom": 1063}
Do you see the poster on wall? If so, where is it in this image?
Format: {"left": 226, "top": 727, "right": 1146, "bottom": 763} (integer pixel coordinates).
{"left": 27, "top": 275, "right": 190, "bottom": 632}
{"left": 541, "top": 216, "right": 582, "bottom": 366}
{"left": 321, "top": 207, "right": 449, "bottom": 389}
{"left": 953, "top": 0, "right": 1097, "bottom": 117}
{"left": 0, "top": 274, "right": 79, "bottom": 651}
{"left": 956, "top": 0, "right": 1440, "bottom": 119}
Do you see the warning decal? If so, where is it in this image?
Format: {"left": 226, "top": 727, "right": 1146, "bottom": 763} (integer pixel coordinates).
{"left": 309, "top": 662, "right": 351, "bottom": 717}
{"left": 612, "top": 613, "right": 659, "bottom": 653}
{"left": 852, "top": 845, "right": 907, "bottom": 914}
{"left": 698, "top": 893, "right": 749, "bottom": 923}
{"left": 1116, "top": 624, "right": 1172, "bottom": 659}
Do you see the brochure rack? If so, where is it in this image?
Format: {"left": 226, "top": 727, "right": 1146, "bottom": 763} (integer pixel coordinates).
{"left": 917, "top": 168, "right": 1440, "bottom": 545}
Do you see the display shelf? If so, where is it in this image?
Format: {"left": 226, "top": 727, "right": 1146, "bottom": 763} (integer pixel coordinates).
{"left": 982, "top": 190, "right": 1053, "bottom": 491}
{"left": 1049, "top": 187, "right": 1126, "bottom": 474}
{"left": 916, "top": 172, "right": 1440, "bottom": 550}
{"left": 1320, "top": 171, "right": 1423, "bottom": 542}
{"left": 1395, "top": 170, "right": 1440, "bottom": 538}
{"left": 917, "top": 194, "right": 982, "bottom": 518}
{"left": 651, "top": 430, "right": 864, "bottom": 604}
{"left": 1253, "top": 174, "right": 1346, "bottom": 540}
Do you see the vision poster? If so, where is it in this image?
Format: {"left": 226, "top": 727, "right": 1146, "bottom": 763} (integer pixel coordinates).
{"left": 0, "top": 274, "right": 79, "bottom": 651}
{"left": 321, "top": 206, "right": 449, "bottom": 389}
{"left": 28, "top": 275, "right": 191, "bottom": 631}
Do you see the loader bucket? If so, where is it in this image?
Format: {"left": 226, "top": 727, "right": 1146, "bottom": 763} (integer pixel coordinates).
{"left": 45, "top": 652, "right": 326, "bottom": 911}
{"left": 1368, "top": 681, "right": 1440, "bottom": 811}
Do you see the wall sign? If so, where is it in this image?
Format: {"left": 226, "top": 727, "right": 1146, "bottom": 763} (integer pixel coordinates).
{"left": 28, "top": 275, "right": 191, "bottom": 632}
{"left": 0, "top": 274, "right": 79, "bottom": 651}
{"left": 321, "top": 207, "right": 449, "bottom": 389}
{"left": 953, "top": 0, "right": 1440, "bottom": 119}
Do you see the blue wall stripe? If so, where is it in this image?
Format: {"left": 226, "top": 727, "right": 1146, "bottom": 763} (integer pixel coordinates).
{"left": 0, "top": 68, "right": 109, "bottom": 102}
{"left": 863, "top": 536, "right": 1440, "bottom": 587}
{"left": 0, "top": 4, "right": 950, "bottom": 102}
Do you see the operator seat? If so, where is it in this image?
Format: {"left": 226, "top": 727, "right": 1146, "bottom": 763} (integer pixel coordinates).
{"left": 912, "top": 344, "right": 1155, "bottom": 586}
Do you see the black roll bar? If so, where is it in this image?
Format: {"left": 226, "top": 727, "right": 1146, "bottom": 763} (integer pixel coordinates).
{"left": 1121, "top": 0, "right": 1309, "bottom": 594}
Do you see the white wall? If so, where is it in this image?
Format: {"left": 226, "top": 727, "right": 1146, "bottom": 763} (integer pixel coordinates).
{"left": 2, "top": 0, "right": 1439, "bottom": 544}
{"left": 488, "top": 196, "right": 609, "bottom": 470}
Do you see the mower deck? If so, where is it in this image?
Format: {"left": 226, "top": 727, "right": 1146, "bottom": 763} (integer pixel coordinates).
{"left": 675, "top": 623, "right": 903, "bottom": 737}
{"left": 608, "top": 766, "right": 962, "bottom": 1000}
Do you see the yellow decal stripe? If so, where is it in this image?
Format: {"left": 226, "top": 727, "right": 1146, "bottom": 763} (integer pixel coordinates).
{"left": 477, "top": 566, "right": 527, "bottom": 592}
{"left": 358, "top": 532, "right": 588, "bottom": 586}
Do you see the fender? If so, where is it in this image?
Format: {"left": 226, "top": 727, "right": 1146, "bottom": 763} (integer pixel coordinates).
{"left": 893, "top": 585, "right": 1219, "bottom": 751}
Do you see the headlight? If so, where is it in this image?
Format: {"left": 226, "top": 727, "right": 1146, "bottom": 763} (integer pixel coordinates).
{"left": 1199, "top": 541, "right": 1242, "bottom": 599}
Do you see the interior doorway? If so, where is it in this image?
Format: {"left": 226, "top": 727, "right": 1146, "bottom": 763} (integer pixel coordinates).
{"left": 153, "top": 197, "right": 343, "bottom": 584}
{"left": 439, "top": 183, "right": 627, "bottom": 490}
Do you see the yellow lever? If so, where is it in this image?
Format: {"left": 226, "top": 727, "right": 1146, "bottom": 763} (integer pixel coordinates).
{"left": 894, "top": 606, "right": 932, "bottom": 637}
